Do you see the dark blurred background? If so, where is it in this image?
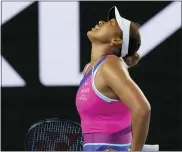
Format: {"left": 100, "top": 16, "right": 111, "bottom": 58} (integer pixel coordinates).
{"left": 1, "top": 1, "right": 181, "bottom": 151}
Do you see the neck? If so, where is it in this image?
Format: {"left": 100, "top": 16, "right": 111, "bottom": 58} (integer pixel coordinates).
{"left": 90, "top": 43, "right": 112, "bottom": 67}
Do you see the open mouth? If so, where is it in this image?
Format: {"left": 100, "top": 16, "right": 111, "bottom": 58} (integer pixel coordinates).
{"left": 91, "top": 25, "right": 100, "bottom": 31}
{"left": 95, "top": 25, "right": 99, "bottom": 30}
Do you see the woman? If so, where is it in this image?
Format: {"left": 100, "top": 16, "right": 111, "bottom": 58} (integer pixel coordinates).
{"left": 76, "top": 6, "right": 151, "bottom": 151}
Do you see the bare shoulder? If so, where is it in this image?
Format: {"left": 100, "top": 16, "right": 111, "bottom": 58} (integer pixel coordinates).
{"left": 83, "top": 63, "right": 90, "bottom": 74}
{"left": 101, "top": 55, "right": 129, "bottom": 78}
{"left": 100, "top": 55, "right": 150, "bottom": 113}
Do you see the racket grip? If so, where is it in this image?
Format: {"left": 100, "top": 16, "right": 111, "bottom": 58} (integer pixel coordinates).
{"left": 142, "top": 144, "right": 159, "bottom": 151}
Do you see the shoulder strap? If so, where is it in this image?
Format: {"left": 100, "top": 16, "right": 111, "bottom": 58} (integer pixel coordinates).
{"left": 79, "top": 56, "right": 107, "bottom": 86}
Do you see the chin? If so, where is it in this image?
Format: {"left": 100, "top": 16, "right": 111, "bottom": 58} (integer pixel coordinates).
{"left": 87, "top": 31, "right": 90, "bottom": 35}
{"left": 87, "top": 31, "right": 93, "bottom": 41}
{"left": 87, "top": 30, "right": 93, "bottom": 36}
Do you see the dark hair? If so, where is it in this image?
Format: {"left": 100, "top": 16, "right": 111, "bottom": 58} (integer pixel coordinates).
{"left": 115, "top": 22, "right": 141, "bottom": 57}
{"left": 127, "top": 22, "right": 141, "bottom": 56}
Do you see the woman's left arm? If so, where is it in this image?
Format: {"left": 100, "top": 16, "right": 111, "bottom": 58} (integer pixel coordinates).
{"left": 102, "top": 56, "right": 151, "bottom": 151}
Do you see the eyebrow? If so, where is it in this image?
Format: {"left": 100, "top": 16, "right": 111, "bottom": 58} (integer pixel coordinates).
{"left": 109, "top": 19, "right": 115, "bottom": 24}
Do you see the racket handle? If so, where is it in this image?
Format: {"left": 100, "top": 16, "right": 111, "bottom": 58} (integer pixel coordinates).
{"left": 142, "top": 144, "right": 159, "bottom": 151}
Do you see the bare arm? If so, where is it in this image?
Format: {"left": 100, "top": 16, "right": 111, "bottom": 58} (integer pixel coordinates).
{"left": 102, "top": 56, "right": 151, "bottom": 151}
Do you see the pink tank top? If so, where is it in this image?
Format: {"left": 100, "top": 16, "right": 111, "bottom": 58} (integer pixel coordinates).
{"left": 76, "top": 56, "right": 131, "bottom": 134}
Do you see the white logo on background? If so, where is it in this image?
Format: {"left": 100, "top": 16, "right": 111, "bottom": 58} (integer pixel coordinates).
{"left": 38, "top": 2, "right": 181, "bottom": 86}
{"left": 1, "top": 2, "right": 181, "bottom": 87}
{"left": 1, "top": 1, "right": 33, "bottom": 87}
{"left": 38, "top": 2, "right": 82, "bottom": 86}
{"left": 1, "top": 1, "right": 33, "bottom": 25}
{"left": 1, "top": 56, "right": 26, "bottom": 87}
{"left": 139, "top": 2, "right": 181, "bottom": 58}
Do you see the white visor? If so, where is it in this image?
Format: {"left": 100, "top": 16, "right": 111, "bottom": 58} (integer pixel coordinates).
{"left": 108, "top": 6, "right": 131, "bottom": 57}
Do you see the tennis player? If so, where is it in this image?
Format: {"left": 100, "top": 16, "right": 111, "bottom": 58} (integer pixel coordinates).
{"left": 76, "top": 6, "right": 151, "bottom": 151}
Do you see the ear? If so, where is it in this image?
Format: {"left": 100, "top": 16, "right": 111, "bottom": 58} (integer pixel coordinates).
{"left": 111, "top": 38, "right": 122, "bottom": 47}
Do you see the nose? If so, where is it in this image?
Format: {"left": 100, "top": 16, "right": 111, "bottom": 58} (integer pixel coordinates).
{"left": 99, "top": 21, "right": 105, "bottom": 25}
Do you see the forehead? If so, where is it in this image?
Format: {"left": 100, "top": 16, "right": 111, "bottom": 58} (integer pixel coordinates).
{"left": 108, "top": 18, "right": 122, "bottom": 35}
